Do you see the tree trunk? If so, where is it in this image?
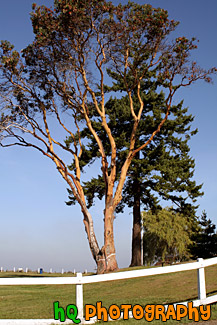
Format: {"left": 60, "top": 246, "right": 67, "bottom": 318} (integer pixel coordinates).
{"left": 130, "top": 166, "right": 142, "bottom": 267}
{"left": 83, "top": 217, "right": 107, "bottom": 274}
{"left": 103, "top": 205, "right": 118, "bottom": 273}
{"left": 130, "top": 187, "right": 142, "bottom": 266}
{"left": 95, "top": 204, "right": 118, "bottom": 274}
{"left": 84, "top": 206, "right": 118, "bottom": 274}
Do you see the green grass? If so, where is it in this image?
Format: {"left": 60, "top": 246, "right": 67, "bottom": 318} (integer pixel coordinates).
{"left": 0, "top": 264, "right": 216, "bottom": 323}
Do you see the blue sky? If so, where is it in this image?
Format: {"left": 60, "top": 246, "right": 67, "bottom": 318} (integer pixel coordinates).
{"left": 0, "top": 0, "right": 217, "bottom": 273}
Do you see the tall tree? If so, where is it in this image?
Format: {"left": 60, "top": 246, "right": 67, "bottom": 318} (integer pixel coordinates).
{"left": 0, "top": 0, "right": 215, "bottom": 273}
{"left": 67, "top": 78, "right": 203, "bottom": 267}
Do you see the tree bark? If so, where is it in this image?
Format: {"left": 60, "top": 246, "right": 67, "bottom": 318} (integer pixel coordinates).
{"left": 103, "top": 205, "right": 118, "bottom": 273}
{"left": 83, "top": 216, "right": 107, "bottom": 274}
{"left": 83, "top": 205, "right": 118, "bottom": 274}
{"left": 130, "top": 149, "right": 142, "bottom": 267}
{"left": 130, "top": 176, "right": 142, "bottom": 267}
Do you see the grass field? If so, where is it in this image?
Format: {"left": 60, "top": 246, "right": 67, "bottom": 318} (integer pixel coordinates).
{"left": 0, "top": 263, "right": 216, "bottom": 323}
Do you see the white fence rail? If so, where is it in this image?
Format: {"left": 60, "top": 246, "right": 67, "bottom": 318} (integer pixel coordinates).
{"left": 0, "top": 257, "right": 216, "bottom": 324}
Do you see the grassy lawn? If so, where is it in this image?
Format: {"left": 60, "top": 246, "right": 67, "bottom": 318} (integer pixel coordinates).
{"left": 0, "top": 263, "right": 216, "bottom": 323}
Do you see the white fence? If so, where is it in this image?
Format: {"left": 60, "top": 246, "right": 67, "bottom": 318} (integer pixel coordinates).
{"left": 0, "top": 257, "right": 216, "bottom": 324}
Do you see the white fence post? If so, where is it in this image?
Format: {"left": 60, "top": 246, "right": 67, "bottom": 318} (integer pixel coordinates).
{"left": 197, "top": 258, "right": 206, "bottom": 303}
{"left": 76, "top": 272, "right": 83, "bottom": 320}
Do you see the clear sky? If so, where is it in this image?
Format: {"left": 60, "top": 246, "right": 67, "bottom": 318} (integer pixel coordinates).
{"left": 0, "top": 0, "right": 217, "bottom": 273}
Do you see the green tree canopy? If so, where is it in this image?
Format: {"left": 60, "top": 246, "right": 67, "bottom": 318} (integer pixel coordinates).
{"left": 142, "top": 207, "right": 193, "bottom": 265}
{"left": 191, "top": 211, "right": 217, "bottom": 259}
